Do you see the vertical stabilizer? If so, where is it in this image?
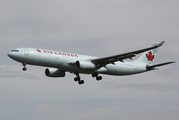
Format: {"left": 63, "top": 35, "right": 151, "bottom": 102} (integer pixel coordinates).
{"left": 135, "top": 42, "right": 164, "bottom": 65}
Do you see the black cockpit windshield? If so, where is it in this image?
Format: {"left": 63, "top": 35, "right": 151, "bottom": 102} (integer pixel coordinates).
{"left": 11, "top": 50, "right": 19, "bottom": 52}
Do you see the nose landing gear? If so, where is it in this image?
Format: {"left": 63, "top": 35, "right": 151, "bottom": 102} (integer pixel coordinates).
{"left": 22, "top": 63, "right": 27, "bottom": 71}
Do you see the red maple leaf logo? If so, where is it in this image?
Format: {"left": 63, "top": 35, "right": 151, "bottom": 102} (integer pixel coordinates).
{"left": 146, "top": 51, "right": 154, "bottom": 61}
{"left": 36, "top": 49, "right": 41, "bottom": 53}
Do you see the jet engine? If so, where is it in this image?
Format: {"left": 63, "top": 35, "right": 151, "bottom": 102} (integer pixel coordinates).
{"left": 75, "top": 60, "right": 96, "bottom": 70}
{"left": 45, "top": 68, "right": 65, "bottom": 77}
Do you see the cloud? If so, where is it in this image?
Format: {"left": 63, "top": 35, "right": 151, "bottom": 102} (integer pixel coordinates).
{"left": 33, "top": 103, "right": 62, "bottom": 114}
{"left": 0, "top": 65, "right": 41, "bottom": 79}
{"left": 105, "top": 83, "right": 179, "bottom": 93}
{"left": 0, "top": 0, "right": 179, "bottom": 120}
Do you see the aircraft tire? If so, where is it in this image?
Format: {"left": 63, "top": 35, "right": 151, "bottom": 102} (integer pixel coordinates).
{"left": 96, "top": 76, "right": 102, "bottom": 81}
{"left": 78, "top": 80, "right": 84, "bottom": 84}
{"left": 74, "top": 77, "right": 78, "bottom": 82}
{"left": 23, "top": 67, "right": 27, "bottom": 71}
{"left": 92, "top": 73, "right": 98, "bottom": 77}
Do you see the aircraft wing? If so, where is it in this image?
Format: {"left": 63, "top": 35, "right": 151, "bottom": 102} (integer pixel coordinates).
{"left": 146, "top": 61, "right": 175, "bottom": 70}
{"left": 90, "top": 41, "right": 165, "bottom": 69}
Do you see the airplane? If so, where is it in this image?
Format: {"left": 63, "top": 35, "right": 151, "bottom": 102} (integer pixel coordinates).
{"left": 7, "top": 41, "right": 175, "bottom": 85}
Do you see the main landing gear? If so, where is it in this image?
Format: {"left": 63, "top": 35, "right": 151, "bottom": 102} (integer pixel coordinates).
{"left": 74, "top": 73, "right": 84, "bottom": 85}
{"left": 74, "top": 72, "right": 102, "bottom": 85}
{"left": 92, "top": 72, "right": 102, "bottom": 81}
{"left": 22, "top": 63, "right": 27, "bottom": 71}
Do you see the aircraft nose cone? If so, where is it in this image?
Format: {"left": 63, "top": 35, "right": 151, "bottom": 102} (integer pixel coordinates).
{"left": 7, "top": 52, "right": 11, "bottom": 57}
{"left": 7, "top": 52, "right": 13, "bottom": 58}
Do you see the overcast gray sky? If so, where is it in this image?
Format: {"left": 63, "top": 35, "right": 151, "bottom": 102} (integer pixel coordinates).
{"left": 0, "top": 0, "right": 179, "bottom": 120}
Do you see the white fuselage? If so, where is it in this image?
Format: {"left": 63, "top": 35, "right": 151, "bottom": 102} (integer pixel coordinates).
{"left": 8, "top": 48, "right": 147, "bottom": 76}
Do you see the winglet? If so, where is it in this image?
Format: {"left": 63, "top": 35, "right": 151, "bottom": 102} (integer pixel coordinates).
{"left": 158, "top": 41, "right": 165, "bottom": 47}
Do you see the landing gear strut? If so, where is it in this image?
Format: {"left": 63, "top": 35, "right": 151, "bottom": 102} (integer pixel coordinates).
{"left": 22, "top": 63, "right": 27, "bottom": 71}
{"left": 74, "top": 73, "right": 84, "bottom": 85}
{"left": 92, "top": 72, "right": 102, "bottom": 81}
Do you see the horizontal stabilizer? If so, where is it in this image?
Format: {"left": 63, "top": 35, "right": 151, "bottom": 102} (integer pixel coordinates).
{"left": 146, "top": 61, "right": 175, "bottom": 70}
{"left": 158, "top": 41, "right": 165, "bottom": 47}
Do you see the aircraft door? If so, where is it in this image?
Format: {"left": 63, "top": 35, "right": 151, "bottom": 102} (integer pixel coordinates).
{"left": 24, "top": 49, "right": 29, "bottom": 56}
{"left": 134, "top": 63, "right": 138, "bottom": 70}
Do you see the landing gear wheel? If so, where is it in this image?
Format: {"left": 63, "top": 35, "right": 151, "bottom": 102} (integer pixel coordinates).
{"left": 92, "top": 73, "right": 98, "bottom": 77}
{"left": 92, "top": 73, "right": 102, "bottom": 81}
{"left": 96, "top": 76, "right": 102, "bottom": 81}
{"left": 78, "top": 80, "right": 84, "bottom": 85}
{"left": 74, "top": 77, "right": 78, "bottom": 81}
{"left": 74, "top": 77, "right": 80, "bottom": 82}
{"left": 22, "top": 67, "right": 27, "bottom": 71}
{"left": 22, "top": 63, "right": 27, "bottom": 71}
{"left": 74, "top": 73, "right": 85, "bottom": 85}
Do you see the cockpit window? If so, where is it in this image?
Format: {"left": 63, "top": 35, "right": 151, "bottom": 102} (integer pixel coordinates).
{"left": 11, "top": 50, "right": 19, "bottom": 52}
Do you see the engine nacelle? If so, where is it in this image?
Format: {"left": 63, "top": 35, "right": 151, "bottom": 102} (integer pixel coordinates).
{"left": 45, "top": 68, "right": 65, "bottom": 77}
{"left": 75, "top": 60, "right": 96, "bottom": 70}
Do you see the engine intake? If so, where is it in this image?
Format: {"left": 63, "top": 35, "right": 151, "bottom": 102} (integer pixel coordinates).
{"left": 75, "top": 60, "right": 96, "bottom": 70}
{"left": 45, "top": 68, "right": 65, "bottom": 77}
